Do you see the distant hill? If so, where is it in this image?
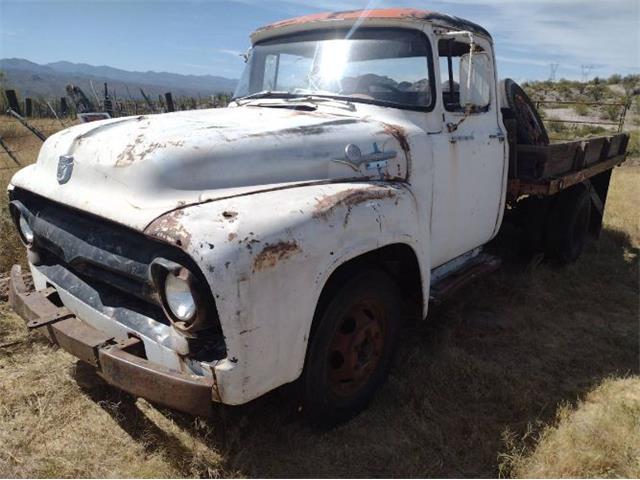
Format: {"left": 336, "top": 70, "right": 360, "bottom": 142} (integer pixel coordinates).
{"left": 0, "top": 58, "right": 238, "bottom": 100}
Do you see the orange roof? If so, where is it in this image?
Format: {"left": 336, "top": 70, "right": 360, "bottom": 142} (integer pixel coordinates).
{"left": 254, "top": 8, "right": 491, "bottom": 38}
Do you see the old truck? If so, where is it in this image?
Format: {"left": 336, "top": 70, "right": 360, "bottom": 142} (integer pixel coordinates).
{"left": 7, "top": 8, "right": 629, "bottom": 424}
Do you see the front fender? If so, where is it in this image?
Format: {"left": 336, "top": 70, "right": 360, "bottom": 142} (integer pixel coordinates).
{"left": 144, "top": 181, "right": 430, "bottom": 404}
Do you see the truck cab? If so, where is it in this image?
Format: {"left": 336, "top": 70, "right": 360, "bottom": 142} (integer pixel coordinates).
{"left": 8, "top": 9, "right": 626, "bottom": 424}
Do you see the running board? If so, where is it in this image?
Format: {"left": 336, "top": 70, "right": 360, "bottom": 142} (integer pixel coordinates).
{"left": 429, "top": 253, "right": 502, "bottom": 305}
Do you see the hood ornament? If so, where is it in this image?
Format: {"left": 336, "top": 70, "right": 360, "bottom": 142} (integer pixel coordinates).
{"left": 57, "top": 155, "right": 74, "bottom": 184}
{"left": 333, "top": 143, "right": 397, "bottom": 172}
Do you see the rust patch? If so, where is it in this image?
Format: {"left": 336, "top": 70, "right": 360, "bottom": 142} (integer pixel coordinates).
{"left": 145, "top": 210, "right": 192, "bottom": 250}
{"left": 256, "top": 8, "right": 434, "bottom": 32}
{"left": 227, "top": 232, "right": 238, "bottom": 241}
{"left": 380, "top": 123, "right": 412, "bottom": 178}
{"left": 312, "top": 186, "right": 396, "bottom": 223}
{"left": 116, "top": 133, "right": 144, "bottom": 167}
{"left": 116, "top": 136, "right": 185, "bottom": 167}
{"left": 252, "top": 241, "right": 302, "bottom": 272}
{"left": 253, "top": 8, "right": 491, "bottom": 40}
{"left": 211, "top": 366, "right": 222, "bottom": 402}
{"left": 381, "top": 123, "right": 410, "bottom": 156}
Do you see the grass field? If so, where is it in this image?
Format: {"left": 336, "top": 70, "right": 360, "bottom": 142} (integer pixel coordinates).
{"left": 0, "top": 119, "right": 638, "bottom": 478}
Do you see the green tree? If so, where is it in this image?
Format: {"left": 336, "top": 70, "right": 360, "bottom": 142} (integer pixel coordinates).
{"left": 607, "top": 74, "right": 622, "bottom": 84}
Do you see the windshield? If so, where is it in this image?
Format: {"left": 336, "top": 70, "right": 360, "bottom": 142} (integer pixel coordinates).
{"left": 234, "top": 28, "right": 433, "bottom": 109}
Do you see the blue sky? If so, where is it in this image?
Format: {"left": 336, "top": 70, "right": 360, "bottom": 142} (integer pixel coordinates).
{"left": 0, "top": 0, "right": 638, "bottom": 82}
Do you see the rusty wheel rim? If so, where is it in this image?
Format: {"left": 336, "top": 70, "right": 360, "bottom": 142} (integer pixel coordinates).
{"left": 327, "top": 298, "right": 387, "bottom": 398}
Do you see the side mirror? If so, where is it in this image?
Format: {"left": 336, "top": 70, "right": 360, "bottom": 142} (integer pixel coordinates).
{"left": 459, "top": 52, "right": 492, "bottom": 109}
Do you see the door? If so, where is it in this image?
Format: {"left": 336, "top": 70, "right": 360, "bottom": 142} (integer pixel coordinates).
{"left": 429, "top": 34, "right": 506, "bottom": 267}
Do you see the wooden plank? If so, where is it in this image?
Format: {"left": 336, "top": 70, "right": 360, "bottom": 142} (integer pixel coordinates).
{"left": 517, "top": 141, "right": 582, "bottom": 180}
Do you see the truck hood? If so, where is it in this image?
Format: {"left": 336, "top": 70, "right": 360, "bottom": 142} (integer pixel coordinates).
{"left": 11, "top": 105, "right": 409, "bottom": 231}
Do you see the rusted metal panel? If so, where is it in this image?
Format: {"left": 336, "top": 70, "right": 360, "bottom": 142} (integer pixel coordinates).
{"left": 9, "top": 267, "right": 215, "bottom": 416}
{"left": 49, "top": 317, "right": 113, "bottom": 367}
{"left": 252, "top": 241, "right": 302, "bottom": 272}
{"left": 98, "top": 347, "right": 214, "bottom": 417}
{"left": 252, "top": 8, "right": 492, "bottom": 41}
{"left": 508, "top": 154, "right": 626, "bottom": 197}
{"left": 257, "top": 8, "right": 437, "bottom": 31}
{"left": 9, "top": 265, "right": 62, "bottom": 326}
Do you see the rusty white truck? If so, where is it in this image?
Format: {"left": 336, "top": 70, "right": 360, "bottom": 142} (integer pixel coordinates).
{"left": 7, "top": 8, "right": 629, "bottom": 424}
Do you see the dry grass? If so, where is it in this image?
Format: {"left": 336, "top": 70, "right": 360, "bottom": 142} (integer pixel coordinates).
{"left": 0, "top": 118, "right": 638, "bottom": 477}
{"left": 501, "top": 377, "right": 640, "bottom": 478}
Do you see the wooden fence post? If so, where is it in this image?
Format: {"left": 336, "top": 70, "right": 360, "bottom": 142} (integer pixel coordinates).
{"left": 60, "top": 97, "right": 69, "bottom": 116}
{"left": 25, "top": 98, "right": 33, "bottom": 117}
{"left": 140, "top": 88, "right": 157, "bottom": 113}
{"left": 4, "top": 90, "right": 22, "bottom": 115}
{"left": 103, "top": 83, "right": 113, "bottom": 117}
{"left": 165, "top": 92, "right": 175, "bottom": 112}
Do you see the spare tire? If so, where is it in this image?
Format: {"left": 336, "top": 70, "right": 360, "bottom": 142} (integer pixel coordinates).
{"left": 500, "top": 78, "right": 549, "bottom": 146}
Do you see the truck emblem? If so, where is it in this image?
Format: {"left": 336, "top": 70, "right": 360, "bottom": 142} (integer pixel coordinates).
{"left": 333, "top": 143, "right": 396, "bottom": 172}
{"left": 57, "top": 155, "right": 74, "bottom": 184}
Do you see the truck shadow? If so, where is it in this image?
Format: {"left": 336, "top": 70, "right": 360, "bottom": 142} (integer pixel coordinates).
{"left": 74, "top": 227, "right": 639, "bottom": 478}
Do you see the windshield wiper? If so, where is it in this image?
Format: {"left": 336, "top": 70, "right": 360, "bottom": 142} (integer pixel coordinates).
{"left": 232, "top": 90, "right": 356, "bottom": 111}
{"left": 296, "top": 95, "right": 356, "bottom": 110}
{"left": 232, "top": 91, "right": 300, "bottom": 105}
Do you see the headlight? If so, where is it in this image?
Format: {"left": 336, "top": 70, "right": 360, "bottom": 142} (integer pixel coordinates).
{"left": 18, "top": 215, "right": 34, "bottom": 245}
{"left": 164, "top": 271, "right": 197, "bottom": 322}
{"left": 151, "top": 258, "right": 217, "bottom": 335}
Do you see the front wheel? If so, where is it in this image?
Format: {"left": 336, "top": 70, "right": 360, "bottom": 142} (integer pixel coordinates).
{"left": 302, "top": 268, "right": 401, "bottom": 426}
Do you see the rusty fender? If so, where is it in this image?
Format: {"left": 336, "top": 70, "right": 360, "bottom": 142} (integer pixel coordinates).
{"left": 143, "top": 181, "right": 430, "bottom": 405}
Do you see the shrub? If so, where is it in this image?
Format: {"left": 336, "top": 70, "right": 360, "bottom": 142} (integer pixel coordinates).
{"left": 573, "top": 103, "right": 589, "bottom": 116}
{"left": 627, "top": 131, "right": 640, "bottom": 157}
{"left": 607, "top": 74, "right": 622, "bottom": 84}
{"left": 605, "top": 105, "right": 621, "bottom": 121}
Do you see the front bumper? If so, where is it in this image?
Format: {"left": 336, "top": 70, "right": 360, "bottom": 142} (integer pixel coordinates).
{"left": 8, "top": 264, "right": 216, "bottom": 417}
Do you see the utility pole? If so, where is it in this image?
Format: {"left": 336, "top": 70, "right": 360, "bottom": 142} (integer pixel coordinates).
{"left": 581, "top": 65, "right": 595, "bottom": 82}
{"left": 549, "top": 63, "right": 559, "bottom": 81}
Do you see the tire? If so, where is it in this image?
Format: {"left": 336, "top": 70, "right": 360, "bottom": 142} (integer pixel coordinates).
{"left": 517, "top": 195, "right": 552, "bottom": 256}
{"left": 302, "top": 268, "right": 401, "bottom": 426}
{"left": 545, "top": 185, "right": 592, "bottom": 264}
{"left": 501, "top": 78, "right": 549, "bottom": 146}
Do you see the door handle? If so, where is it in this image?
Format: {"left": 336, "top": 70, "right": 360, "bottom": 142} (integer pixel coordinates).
{"left": 489, "top": 132, "right": 505, "bottom": 142}
{"left": 450, "top": 134, "right": 474, "bottom": 144}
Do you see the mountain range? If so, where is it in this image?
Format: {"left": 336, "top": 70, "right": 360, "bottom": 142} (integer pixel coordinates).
{"left": 0, "top": 58, "right": 238, "bottom": 100}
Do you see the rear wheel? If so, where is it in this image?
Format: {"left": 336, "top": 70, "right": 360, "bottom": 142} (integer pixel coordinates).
{"left": 545, "top": 185, "right": 592, "bottom": 263}
{"left": 302, "top": 268, "right": 401, "bottom": 426}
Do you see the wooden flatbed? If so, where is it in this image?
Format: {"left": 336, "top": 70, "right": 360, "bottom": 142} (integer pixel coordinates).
{"left": 506, "top": 132, "right": 629, "bottom": 198}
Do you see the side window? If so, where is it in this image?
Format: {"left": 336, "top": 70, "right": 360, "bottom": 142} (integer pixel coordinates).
{"left": 261, "top": 53, "right": 313, "bottom": 91}
{"left": 438, "top": 39, "right": 489, "bottom": 112}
